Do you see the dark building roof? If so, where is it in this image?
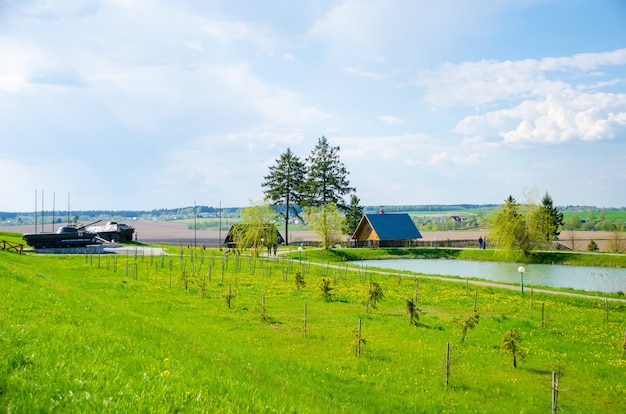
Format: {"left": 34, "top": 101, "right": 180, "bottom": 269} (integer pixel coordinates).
{"left": 351, "top": 213, "right": 422, "bottom": 241}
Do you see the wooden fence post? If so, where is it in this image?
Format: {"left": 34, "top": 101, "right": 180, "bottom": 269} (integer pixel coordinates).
{"left": 551, "top": 371, "right": 559, "bottom": 414}
{"left": 445, "top": 342, "right": 451, "bottom": 387}
{"left": 356, "top": 319, "right": 362, "bottom": 357}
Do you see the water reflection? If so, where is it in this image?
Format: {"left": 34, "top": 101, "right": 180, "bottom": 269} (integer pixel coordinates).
{"left": 354, "top": 259, "right": 626, "bottom": 294}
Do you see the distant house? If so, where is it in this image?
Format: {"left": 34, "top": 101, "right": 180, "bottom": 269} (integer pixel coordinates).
{"left": 224, "top": 224, "right": 285, "bottom": 248}
{"left": 351, "top": 213, "right": 422, "bottom": 247}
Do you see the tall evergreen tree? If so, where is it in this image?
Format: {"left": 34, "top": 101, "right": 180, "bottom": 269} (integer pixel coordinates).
{"left": 539, "top": 192, "right": 564, "bottom": 241}
{"left": 342, "top": 194, "right": 363, "bottom": 236}
{"left": 302, "top": 136, "right": 354, "bottom": 210}
{"left": 261, "top": 148, "right": 305, "bottom": 246}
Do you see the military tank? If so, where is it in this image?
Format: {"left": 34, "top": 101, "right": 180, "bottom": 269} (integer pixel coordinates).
{"left": 22, "top": 223, "right": 99, "bottom": 249}
{"left": 86, "top": 221, "right": 135, "bottom": 242}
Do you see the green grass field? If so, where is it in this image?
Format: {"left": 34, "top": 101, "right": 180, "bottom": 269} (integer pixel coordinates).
{"left": 1, "top": 235, "right": 625, "bottom": 412}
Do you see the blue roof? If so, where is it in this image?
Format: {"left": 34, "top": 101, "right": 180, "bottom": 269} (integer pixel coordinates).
{"left": 357, "top": 213, "right": 422, "bottom": 240}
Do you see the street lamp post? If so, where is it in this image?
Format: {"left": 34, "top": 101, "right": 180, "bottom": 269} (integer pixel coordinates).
{"left": 518, "top": 266, "right": 526, "bottom": 294}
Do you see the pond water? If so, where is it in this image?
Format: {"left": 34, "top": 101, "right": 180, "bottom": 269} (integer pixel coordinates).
{"left": 354, "top": 259, "right": 626, "bottom": 294}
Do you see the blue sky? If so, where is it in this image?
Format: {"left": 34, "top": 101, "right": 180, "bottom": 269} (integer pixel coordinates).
{"left": 1, "top": 0, "right": 625, "bottom": 212}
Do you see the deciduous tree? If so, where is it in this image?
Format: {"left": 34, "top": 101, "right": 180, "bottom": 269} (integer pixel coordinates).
{"left": 489, "top": 193, "right": 545, "bottom": 256}
{"left": 303, "top": 203, "right": 343, "bottom": 249}
{"left": 233, "top": 200, "right": 278, "bottom": 254}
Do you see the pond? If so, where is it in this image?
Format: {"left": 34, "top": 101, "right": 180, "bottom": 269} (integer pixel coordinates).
{"left": 353, "top": 259, "right": 626, "bottom": 294}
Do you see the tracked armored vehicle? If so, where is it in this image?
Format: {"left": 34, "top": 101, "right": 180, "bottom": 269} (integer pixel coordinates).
{"left": 22, "top": 225, "right": 98, "bottom": 249}
{"left": 86, "top": 221, "right": 135, "bottom": 242}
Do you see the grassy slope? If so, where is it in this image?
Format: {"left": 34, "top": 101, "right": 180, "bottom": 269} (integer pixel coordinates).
{"left": 287, "top": 246, "right": 626, "bottom": 267}
{"left": 1, "top": 244, "right": 625, "bottom": 413}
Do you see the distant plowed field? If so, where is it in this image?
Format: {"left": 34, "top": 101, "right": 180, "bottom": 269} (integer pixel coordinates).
{"left": 2, "top": 222, "right": 618, "bottom": 251}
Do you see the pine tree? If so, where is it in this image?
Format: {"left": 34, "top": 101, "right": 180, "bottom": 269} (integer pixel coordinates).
{"left": 302, "top": 136, "right": 354, "bottom": 210}
{"left": 261, "top": 148, "right": 306, "bottom": 246}
{"left": 539, "top": 192, "right": 564, "bottom": 241}
{"left": 342, "top": 194, "right": 363, "bottom": 236}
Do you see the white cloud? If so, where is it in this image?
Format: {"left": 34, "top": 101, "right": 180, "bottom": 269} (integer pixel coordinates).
{"left": 417, "top": 48, "right": 626, "bottom": 108}
{"left": 201, "top": 19, "right": 276, "bottom": 55}
{"left": 378, "top": 115, "right": 403, "bottom": 125}
{"left": 20, "top": 0, "right": 101, "bottom": 20}
{"left": 454, "top": 90, "right": 626, "bottom": 145}
{"left": 341, "top": 67, "right": 387, "bottom": 80}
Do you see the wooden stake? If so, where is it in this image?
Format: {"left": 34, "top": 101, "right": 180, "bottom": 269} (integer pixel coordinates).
{"left": 303, "top": 303, "right": 307, "bottom": 335}
{"left": 542, "top": 302, "right": 546, "bottom": 328}
{"left": 356, "top": 319, "right": 362, "bottom": 357}
{"left": 445, "top": 342, "right": 451, "bottom": 387}
{"left": 473, "top": 291, "right": 478, "bottom": 312}
{"left": 605, "top": 298, "right": 609, "bottom": 322}
{"left": 414, "top": 277, "right": 419, "bottom": 303}
{"left": 622, "top": 326, "right": 625, "bottom": 358}
{"left": 551, "top": 371, "right": 559, "bottom": 414}
{"left": 261, "top": 293, "right": 266, "bottom": 321}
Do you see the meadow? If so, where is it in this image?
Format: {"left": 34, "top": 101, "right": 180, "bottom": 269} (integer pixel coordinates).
{"left": 1, "top": 234, "right": 625, "bottom": 412}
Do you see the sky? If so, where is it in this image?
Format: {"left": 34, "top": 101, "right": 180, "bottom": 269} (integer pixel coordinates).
{"left": 1, "top": 0, "right": 626, "bottom": 212}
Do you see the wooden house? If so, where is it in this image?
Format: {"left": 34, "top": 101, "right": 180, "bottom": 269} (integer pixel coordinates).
{"left": 351, "top": 213, "right": 422, "bottom": 247}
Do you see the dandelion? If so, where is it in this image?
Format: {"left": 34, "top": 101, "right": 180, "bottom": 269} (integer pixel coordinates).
{"left": 163, "top": 370, "right": 170, "bottom": 376}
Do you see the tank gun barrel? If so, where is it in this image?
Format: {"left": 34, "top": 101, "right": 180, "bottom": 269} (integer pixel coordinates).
{"left": 77, "top": 220, "right": 102, "bottom": 230}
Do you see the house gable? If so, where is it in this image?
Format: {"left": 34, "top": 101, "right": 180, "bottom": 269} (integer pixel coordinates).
{"left": 352, "top": 213, "right": 422, "bottom": 242}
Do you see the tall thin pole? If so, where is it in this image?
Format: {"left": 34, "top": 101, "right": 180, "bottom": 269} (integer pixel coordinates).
{"left": 218, "top": 200, "right": 222, "bottom": 249}
{"left": 194, "top": 201, "right": 197, "bottom": 249}
{"left": 41, "top": 190, "right": 44, "bottom": 233}
{"left": 34, "top": 190, "right": 38, "bottom": 233}
{"left": 52, "top": 191, "right": 55, "bottom": 232}
{"left": 67, "top": 193, "right": 71, "bottom": 225}
{"left": 445, "top": 342, "right": 451, "bottom": 387}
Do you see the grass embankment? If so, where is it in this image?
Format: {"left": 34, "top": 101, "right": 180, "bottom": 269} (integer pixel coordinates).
{"left": 286, "top": 246, "right": 626, "bottom": 268}
{"left": 1, "top": 241, "right": 625, "bottom": 413}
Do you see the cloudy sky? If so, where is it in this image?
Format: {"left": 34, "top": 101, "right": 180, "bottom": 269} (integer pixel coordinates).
{"left": 1, "top": 0, "right": 625, "bottom": 212}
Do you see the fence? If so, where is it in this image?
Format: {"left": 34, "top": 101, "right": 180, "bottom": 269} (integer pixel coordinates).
{"left": 1, "top": 240, "right": 24, "bottom": 254}
{"left": 350, "top": 239, "right": 481, "bottom": 248}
